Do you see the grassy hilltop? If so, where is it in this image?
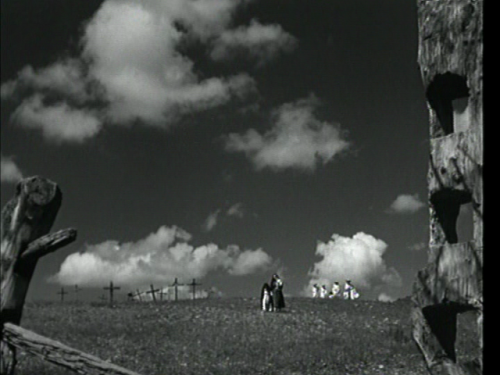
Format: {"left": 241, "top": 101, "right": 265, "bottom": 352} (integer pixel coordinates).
{"left": 15, "top": 297, "right": 478, "bottom": 375}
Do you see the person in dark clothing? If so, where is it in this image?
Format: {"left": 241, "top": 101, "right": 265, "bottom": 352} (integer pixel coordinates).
{"left": 270, "top": 274, "right": 285, "bottom": 311}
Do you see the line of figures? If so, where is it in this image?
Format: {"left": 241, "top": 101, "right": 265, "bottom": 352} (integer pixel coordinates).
{"left": 312, "top": 280, "right": 359, "bottom": 300}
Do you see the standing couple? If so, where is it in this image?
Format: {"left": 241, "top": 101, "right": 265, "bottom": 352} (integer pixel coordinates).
{"left": 261, "top": 274, "right": 285, "bottom": 312}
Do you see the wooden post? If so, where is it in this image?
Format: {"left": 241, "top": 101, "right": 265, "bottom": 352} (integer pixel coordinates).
{"left": 146, "top": 285, "right": 160, "bottom": 303}
{"left": 188, "top": 279, "right": 202, "bottom": 300}
{"left": 103, "top": 281, "right": 120, "bottom": 306}
{"left": 57, "top": 287, "right": 68, "bottom": 303}
{"left": 1, "top": 176, "right": 77, "bottom": 375}
{"left": 3, "top": 323, "right": 141, "bottom": 375}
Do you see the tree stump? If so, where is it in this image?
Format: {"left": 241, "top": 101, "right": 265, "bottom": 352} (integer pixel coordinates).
{"left": 1, "top": 176, "right": 76, "bottom": 375}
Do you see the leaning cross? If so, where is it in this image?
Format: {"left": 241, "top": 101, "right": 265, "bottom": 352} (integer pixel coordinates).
{"left": 146, "top": 284, "right": 160, "bottom": 303}
{"left": 103, "top": 281, "right": 120, "bottom": 306}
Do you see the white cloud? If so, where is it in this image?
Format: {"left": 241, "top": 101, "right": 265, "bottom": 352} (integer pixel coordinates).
{"left": 408, "top": 242, "right": 426, "bottom": 252}
{"left": 378, "top": 293, "right": 397, "bottom": 303}
{"left": 227, "top": 202, "right": 244, "bottom": 218}
{"left": 11, "top": 95, "right": 102, "bottom": 143}
{"left": 211, "top": 19, "right": 297, "bottom": 64}
{"left": 2, "top": 0, "right": 296, "bottom": 142}
{"left": 224, "top": 94, "right": 350, "bottom": 171}
{"left": 388, "top": 194, "right": 425, "bottom": 214}
{"left": 1, "top": 155, "right": 24, "bottom": 183}
{"left": 203, "top": 209, "right": 221, "bottom": 232}
{"left": 307, "top": 232, "right": 402, "bottom": 292}
{"left": 50, "top": 225, "right": 273, "bottom": 287}
{"left": 1, "top": 59, "right": 89, "bottom": 103}
{"left": 228, "top": 247, "right": 272, "bottom": 276}
{"left": 81, "top": 0, "right": 256, "bottom": 126}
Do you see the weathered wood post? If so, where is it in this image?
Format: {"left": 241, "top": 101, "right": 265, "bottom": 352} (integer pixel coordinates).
{"left": 1, "top": 176, "right": 77, "bottom": 375}
{"left": 411, "top": 1, "right": 483, "bottom": 374}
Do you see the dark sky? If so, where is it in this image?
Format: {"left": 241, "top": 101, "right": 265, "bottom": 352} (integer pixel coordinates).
{"left": 1, "top": 0, "right": 439, "bottom": 302}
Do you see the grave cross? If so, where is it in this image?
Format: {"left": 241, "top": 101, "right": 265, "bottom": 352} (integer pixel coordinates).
{"left": 188, "top": 279, "right": 202, "bottom": 300}
{"left": 103, "top": 281, "right": 120, "bottom": 305}
{"left": 146, "top": 284, "right": 161, "bottom": 302}
{"left": 74, "top": 284, "right": 81, "bottom": 302}
{"left": 171, "top": 278, "right": 185, "bottom": 302}
{"left": 158, "top": 288, "right": 168, "bottom": 301}
{"left": 135, "top": 289, "right": 144, "bottom": 302}
{"left": 57, "top": 287, "right": 68, "bottom": 302}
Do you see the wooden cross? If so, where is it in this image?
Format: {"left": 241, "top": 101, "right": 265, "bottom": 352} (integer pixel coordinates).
{"left": 146, "top": 284, "right": 160, "bottom": 302}
{"left": 73, "top": 284, "right": 81, "bottom": 302}
{"left": 103, "top": 281, "right": 120, "bottom": 305}
{"left": 188, "top": 279, "right": 202, "bottom": 300}
{"left": 158, "top": 288, "right": 168, "bottom": 301}
{"left": 135, "top": 289, "right": 144, "bottom": 302}
{"left": 57, "top": 287, "right": 68, "bottom": 302}
{"left": 171, "top": 278, "right": 185, "bottom": 302}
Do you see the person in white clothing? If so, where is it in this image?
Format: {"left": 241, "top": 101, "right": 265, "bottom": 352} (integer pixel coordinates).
{"left": 312, "top": 284, "right": 319, "bottom": 298}
{"left": 320, "top": 285, "right": 328, "bottom": 299}
{"left": 343, "top": 280, "right": 360, "bottom": 300}
{"left": 329, "top": 282, "right": 341, "bottom": 298}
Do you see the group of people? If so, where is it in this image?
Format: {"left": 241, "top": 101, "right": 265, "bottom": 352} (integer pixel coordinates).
{"left": 312, "top": 280, "right": 359, "bottom": 300}
{"left": 260, "top": 274, "right": 285, "bottom": 312}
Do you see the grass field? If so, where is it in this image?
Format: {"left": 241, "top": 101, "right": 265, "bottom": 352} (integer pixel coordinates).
{"left": 14, "top": 297, "right": 479, "bottom": 375}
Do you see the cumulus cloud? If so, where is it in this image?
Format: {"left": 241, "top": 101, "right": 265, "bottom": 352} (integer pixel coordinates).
{"left": 211, "top": 19, "right": 297, "bottom": 64}
{"left": 227, "top": 202, "right": 244, "bottom": 218}
{"left": 378, "top": 293, "right": 397, "bottom": 303}
{"left": 203, "top": 209, "right": 221, "bottom": 232}
{"left": 11, "top": 95, "right": 102, "bottom": 143}
{"left": 2, "top": 0, "right": 295, "bottom": 142}
{"left": 387, "top": 194, "right": 426, "bottom": 214}
{"left": 408, "top": 242, "right": 426, "bottom": 252}
{"left": 1, "top": 155, "right": 24, "bottom": 183}
{"left": 307, "top": 232, "right": 402, "bottom": 293}
{"left": 224, "top": 94, "right": 350, "bottom": 171}
{"left": 1, "top": 59, "right": 90, "bottom": 103}
{"left": 50, "top": 225, "right": 273, "bottom": 287}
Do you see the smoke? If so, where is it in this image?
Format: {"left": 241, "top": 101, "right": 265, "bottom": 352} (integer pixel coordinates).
{"left": 50, "top": 225, "right": 273, "bottom": 288}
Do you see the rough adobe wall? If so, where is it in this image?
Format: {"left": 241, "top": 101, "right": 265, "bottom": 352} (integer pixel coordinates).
{"left": 412, "top": 1, "right": 483, "bottom": 375}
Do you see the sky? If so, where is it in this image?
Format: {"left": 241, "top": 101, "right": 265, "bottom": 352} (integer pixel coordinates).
{"left": 1, "top": 0, "right": 446, "bottom": 303}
